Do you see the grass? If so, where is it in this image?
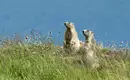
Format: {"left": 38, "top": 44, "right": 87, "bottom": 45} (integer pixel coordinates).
{"left": 0, "top": 42, "right": 129, "bottom": 80}
{"left": 0, "top": 29, "right": 130, "bottom": 80}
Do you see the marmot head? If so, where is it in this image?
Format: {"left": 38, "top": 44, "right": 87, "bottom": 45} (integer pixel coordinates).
{"left": 64, "top": 22, "right": 75, "bottom": 29}
{"left": 82, "top": 30, "right": 94, "bottom": 43}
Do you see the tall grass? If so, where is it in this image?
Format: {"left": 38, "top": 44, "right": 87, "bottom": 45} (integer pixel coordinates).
{"left": 0, "top": 30, "right": 130, "bottom": 80}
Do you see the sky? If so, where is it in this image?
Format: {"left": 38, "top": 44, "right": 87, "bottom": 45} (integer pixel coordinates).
{"left": 0, "top": 0, "right": 130, "bottom": 46}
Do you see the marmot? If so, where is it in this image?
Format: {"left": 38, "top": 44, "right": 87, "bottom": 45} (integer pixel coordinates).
{"left": 81, "top": 29, "right": 100, "bottom": 68}
{"left": 63, "top": 22, "right": 81, "bottom": 53}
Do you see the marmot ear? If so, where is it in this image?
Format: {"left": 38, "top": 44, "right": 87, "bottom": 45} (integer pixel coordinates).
{"left": 91, "top": 31, "right": 94, "bottom": 34}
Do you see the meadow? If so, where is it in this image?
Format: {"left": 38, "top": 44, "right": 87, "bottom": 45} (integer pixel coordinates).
{"left": 0, "top": 30, "right": 130, "bottom": 80}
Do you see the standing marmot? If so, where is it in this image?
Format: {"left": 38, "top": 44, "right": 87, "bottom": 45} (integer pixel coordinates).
{"left": 63, "top": 22, "right": 81, "bottom": 53}
{"left": 81, "top": 29, "right": 100, "bottom": 68}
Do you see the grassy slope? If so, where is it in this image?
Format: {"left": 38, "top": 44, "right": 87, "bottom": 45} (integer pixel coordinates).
{"left": 0, "top": 43, "right": 130, "bottom": 80}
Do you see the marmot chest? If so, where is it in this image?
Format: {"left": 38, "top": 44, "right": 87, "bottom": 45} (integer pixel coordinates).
{"left": 65, "top": 30, "right": 72, "bottom": 43}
